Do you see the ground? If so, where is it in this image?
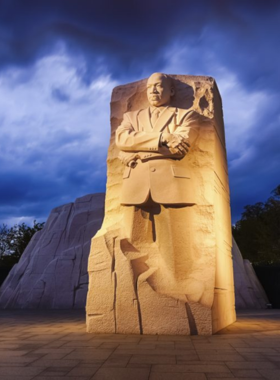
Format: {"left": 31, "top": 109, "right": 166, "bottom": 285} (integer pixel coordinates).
{"left": 0, "top": 310, "right": 280, "bottom": 380}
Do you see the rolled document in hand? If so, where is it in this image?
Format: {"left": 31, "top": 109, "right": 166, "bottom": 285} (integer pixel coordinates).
{"left": 128, "top": 160, "right": 137, "bottom": 168}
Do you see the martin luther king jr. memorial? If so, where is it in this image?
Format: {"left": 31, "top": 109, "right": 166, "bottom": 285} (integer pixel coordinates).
{"left": 86, "top": 72, "right": 236, "bottom": 335}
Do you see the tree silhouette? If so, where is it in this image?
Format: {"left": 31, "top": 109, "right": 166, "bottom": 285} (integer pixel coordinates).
{"left": 0, "top": 221, "right": 45, "bottom": 267}
{"left": 233, "top": 185, "right": 280, "bottom": 265}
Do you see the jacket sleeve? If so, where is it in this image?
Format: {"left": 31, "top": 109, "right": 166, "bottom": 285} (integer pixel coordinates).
{"left": 172, "top": 110, "right": 200, "bottom": 145}
{"left": 115, "top": 112, "right": 162, "bottom": 152}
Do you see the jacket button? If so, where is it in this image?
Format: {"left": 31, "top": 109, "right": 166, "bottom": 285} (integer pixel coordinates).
{"left": 150, "top": 167, "right": 156, "bottom": 172}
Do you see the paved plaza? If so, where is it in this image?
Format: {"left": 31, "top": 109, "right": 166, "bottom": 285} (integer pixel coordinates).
{"left": 0, "top": 309, "right": 280, "bottom": 380}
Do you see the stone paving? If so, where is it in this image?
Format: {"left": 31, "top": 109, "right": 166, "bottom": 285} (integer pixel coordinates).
{"left": 0, "top": 310, "right": 279, "bottom": 380}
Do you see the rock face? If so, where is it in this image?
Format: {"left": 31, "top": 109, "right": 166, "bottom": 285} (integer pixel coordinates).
{"left": 0, "top": 192, "right": 268, "bottom": 313}
{"left": 0, "top": 193, "right": 104, "bottom": 309}
{"left": 233, "top": 238, "right": 269, "bottom": 309}
{"left": 86, "top": 75, "right": 236, "bottom": 335}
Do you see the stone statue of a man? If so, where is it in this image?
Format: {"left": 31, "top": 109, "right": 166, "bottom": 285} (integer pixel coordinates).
{"left": 114, "top": 73, "right": 209, "bottom": 334}
{"left": 86, "top": 72, "right": 236, "bottom": 335}
{"left": 116, "top": 72, "right": 199, "bottom": 205}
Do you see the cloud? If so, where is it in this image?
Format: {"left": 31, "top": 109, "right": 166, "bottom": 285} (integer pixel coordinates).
{"left": 0, "top": 44, "right": 117, "bottom": 225}
{"left": 162, "top": 43, "right": 280, "bottom": 222}
{"left": 0, "top": 0, "right": 279, "bottom": 225}
{"left": 1, "top": 1, "right": 278, "bottom": 84}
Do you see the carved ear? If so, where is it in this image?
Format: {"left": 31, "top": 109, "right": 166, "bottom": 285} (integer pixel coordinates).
{"left": 170, "top": 87, "right": 175, "bottom": 97}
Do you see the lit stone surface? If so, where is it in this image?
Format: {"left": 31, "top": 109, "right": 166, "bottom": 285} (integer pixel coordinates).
{"left": 86, "top": 74, "right": 236, "bottom": 335}
{"left": 232, "top": 237, "right": 269, "bottom": 309}
{"left": 0, "top": 193, "right": 268, "bottom": 312}
{"left": 0, "top": 193, "right": 104, "bottom": 309}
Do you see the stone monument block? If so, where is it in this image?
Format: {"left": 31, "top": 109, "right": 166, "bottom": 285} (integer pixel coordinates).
{"left": 232, "top": 237, "right": 269, "bottom": 309}
{"left": 0, "top": 193, "right": 104, "bottom": 309}
{"left": 0, "top": 195, "right": 268, "bottom": 312}
{"left": 86, "top": 73, "right": 236, "bottom": 334}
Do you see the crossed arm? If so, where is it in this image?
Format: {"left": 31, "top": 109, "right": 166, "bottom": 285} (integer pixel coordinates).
{"left": 115, "top": 110, "right": 199, "bottom": 166}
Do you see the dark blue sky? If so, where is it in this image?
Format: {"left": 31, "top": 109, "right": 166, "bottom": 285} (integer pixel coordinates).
{"left": 0, "top": 0, "right": 279, "bottom": 226}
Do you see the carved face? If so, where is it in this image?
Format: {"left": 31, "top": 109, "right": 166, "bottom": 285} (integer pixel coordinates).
{"left": 147, "top": 73, "right": 175, "bottom": 107}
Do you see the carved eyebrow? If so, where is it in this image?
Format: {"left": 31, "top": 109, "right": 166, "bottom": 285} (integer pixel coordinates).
{"left": 147, "top": 82, "right": 163, "bottom": 87}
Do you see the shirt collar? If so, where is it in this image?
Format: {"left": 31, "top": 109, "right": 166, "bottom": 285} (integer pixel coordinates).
{"left": 149, "top": 106, "right": 166, "bottom": 114}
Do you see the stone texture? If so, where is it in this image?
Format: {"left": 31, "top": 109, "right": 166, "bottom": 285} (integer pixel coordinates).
{"left": 86, "top": 74, "right": 235, "bottom": 335}
{"left": 0, "top": 193, "right": 104, "bottom": 309}
{"left": 232, "top": 238, "right": 269, "bottom": 309}
{"left": 1, "top": 309, "right": 280, "bottom": 380}
{"left": 0, "top": 191, "right": 268, "bottom": 313}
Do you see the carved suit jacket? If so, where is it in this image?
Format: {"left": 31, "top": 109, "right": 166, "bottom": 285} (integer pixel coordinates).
{"left": 115, "top": 106, "right": 199, "bottom": 205}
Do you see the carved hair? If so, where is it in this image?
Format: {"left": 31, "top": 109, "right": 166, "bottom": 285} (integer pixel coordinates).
{"left": 152, "top": 72, "right": 175, "bottom": 94}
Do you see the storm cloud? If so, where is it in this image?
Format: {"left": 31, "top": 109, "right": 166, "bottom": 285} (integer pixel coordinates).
{"left": 0, "top": 0, "right": 279, "bottom": 224}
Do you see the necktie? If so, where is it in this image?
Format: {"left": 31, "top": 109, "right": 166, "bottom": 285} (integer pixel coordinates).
{"left": 151, "top": 108, "right": 160, "bottom": 128}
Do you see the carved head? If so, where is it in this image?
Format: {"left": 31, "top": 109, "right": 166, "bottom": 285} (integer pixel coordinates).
{"left": 147, "top": 72, "right": 175, "bottom": 107}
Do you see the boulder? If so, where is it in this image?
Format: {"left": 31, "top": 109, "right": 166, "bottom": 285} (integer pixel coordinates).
{"left": 232, "top": 238, "right": 269, "bottom": 309}
{"left": 0, "top": 193, "right": 104, "bottom": 309}
{"left": 0, "top": 192, "right": 268, "bottom": 312}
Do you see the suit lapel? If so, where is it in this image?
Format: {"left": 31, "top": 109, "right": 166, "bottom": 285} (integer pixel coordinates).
{"left": 153, "top": 107, "right": 176, "bottom": 132}
{"left": 138, "top": 108, "right": 153, "bottom": 132}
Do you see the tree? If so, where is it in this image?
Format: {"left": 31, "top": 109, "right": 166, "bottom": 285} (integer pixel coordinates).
{"left": 232, "top": 185, "right": 280, "bottom": 265}
{"left": 0, "top": 220, "right": 45, "bottom": 267}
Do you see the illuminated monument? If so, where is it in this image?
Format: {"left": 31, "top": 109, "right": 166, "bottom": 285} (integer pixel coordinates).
{"left": 86, "top": 73, "right": 236, "bottom": 335}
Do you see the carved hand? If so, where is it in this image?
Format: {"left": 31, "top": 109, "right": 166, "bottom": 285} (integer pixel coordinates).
{"left": 118, "top": 152, "right": 140, "bottom": 167}
{"left": 161, "top": 133, "right": 190, "bottom": 155}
